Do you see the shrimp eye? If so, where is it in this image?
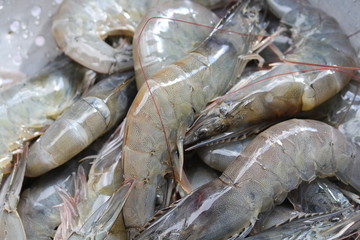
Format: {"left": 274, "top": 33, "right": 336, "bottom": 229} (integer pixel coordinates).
{"left": 197, "top": 129, "right": 208, "bottom": 139}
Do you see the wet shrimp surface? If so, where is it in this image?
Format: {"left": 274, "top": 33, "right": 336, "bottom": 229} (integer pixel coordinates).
{"left": 1, "top": 0, "right": 360, "bottom": 239}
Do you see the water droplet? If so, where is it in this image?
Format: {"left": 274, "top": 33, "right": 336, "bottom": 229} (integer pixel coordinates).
{"left": 31, "top": 5, "right": 41, "bottom": 18}
{"left": 9, "top": 20, "right": 20, "bottom": 32}
{"left": 23, "top": 33, "right": 28, "bottom": 39}
{"left": 55, "top": 0, "right": 63, "bottom": 4}
{"left": 21, "top": 22, "right": 27, "bottom": 30}
{"left": 35, "top": 20, "right": 40, "bottom": 25}
{"left": 13, "top": 54, "right": 22, "bottom": 66}
{"left": 0, "top": 0, "right": 4, "bottom": 10}
{"left": 35, "top": 35, "right": 45, "bottom": 46}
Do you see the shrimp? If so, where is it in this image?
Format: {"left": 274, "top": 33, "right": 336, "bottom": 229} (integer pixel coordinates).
{"left": 25, "top": 71, "right": 137, "bottom": 177}
{"left": 51, "top": 0, "right": 156, "bottom": 73}
{"left": 0, "top": 150, "right": 27, "bottom": 240}
{"left": 136, "top": 119, "right": 360, "bottom": 239}
{"left": 122, "top": 1, "right": 265, "bottom": 233}
{"left": 133, "top": 0, "right": 219, "bottom": 89}
{"left": 185, "top": 0, "right": 358, "bottom": 147}
{"left": 0, "top": 55, "right": 86, "bottom": 180}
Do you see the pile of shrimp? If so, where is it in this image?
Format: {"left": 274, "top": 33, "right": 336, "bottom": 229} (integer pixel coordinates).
{"left": 1, "top": 0, "right": 360, "bottom": 239}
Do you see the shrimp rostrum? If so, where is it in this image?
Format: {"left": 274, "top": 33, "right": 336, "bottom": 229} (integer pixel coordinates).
{"left": 122, "top": 1, "right": 265, "bottom": 234}
{"left": 185, "top": 0, "right": 358, "bottom": 147}
{"left": 136, "top": 119, "right": 360, "bottom": 240}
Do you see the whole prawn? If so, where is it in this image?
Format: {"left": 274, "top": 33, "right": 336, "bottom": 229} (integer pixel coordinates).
{"left": 136, "top": 119, "right": 360, "bottom": 239}
{"left": 0, "top": 55, "right": 86, "bottom": 179}
{"left": 122, "top": 1, "right": 264, "bottom": 234}
{"left": 185, "top": 0, "right": 358, "bottom": 147}
{"left": 25, "top": 71, "right": 136, "bottom": 177}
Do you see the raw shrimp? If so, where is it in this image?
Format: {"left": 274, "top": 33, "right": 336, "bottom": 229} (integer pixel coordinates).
{"left": 52, "top": 0, "right": 155, "bottom": 73}
{"left": 0, "top": 150, "right": 27, "bottom": 240}
{"left": 0, "top": 55, "right": 86, "bottom": 179}
{"left": 133, "top": 0, "right": 219, "bottom": 89}
{"left": 122, "top": 1, "right": 264, "bottom": 233}
{"left": 136, "top": 119, "right": 360, "bottom": 239}
{"left": 25, "top": 71, "right": 136, "bottom": 177}
{"left": 185, "top": 0, "right": 358, "bottom": 147}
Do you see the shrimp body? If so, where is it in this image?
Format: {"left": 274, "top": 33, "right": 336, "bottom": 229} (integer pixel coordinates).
{"left": 137, "top": 119, "right": 360, "bottom": 239}
{"left": 185, "top": 0, "right": 358, "bottom": 146}
{"left": 134, "top": 0, "right": 219, "bottom": 89}
{"left": 26, "top": 71, "right": 136, "bottom": 177}
{"left": 123, "top": 1, "right": 263, "bottom": 232}
{"left": 52, "top": 0, "right": 155, "bottom": 73}
{"left": 0, "top": 56, "right": 84, "bottom": 174}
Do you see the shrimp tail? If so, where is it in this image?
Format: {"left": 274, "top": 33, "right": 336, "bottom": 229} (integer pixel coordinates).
{"left": 54, "top": 166, "right": 88, "bottom": 239}
{"left": 68, "top": 178, "right": 135, "bottom": 239}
